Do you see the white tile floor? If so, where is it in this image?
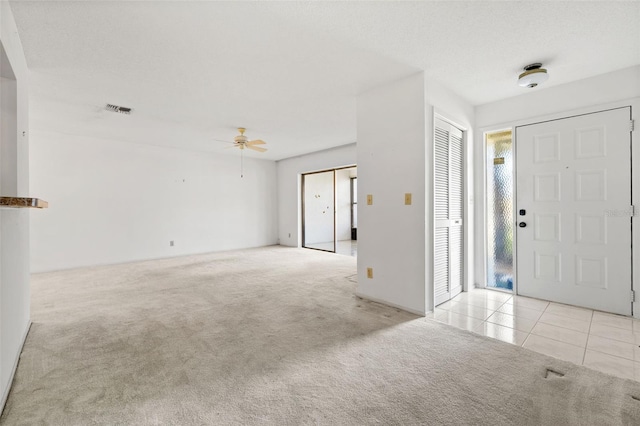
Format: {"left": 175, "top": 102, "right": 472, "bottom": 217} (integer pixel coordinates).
{"left": 427, "top": 289, "right": 640, "bottom": 381}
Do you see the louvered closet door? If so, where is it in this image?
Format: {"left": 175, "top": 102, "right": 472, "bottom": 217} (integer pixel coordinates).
{"left": 434, "top": 118, "right": 464, "bottom": 306}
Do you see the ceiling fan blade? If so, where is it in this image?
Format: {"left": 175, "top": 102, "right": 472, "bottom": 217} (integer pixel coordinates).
{"left": 247, "top": 139, "right": 266, "bottom": 146}
{"left": 246, "top": 145, "right": 267, "bottom": 152}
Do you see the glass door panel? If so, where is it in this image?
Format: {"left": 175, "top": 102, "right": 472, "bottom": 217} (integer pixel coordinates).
{"left": 486, "top": 130, "right": 514, "bottom": 290}
{"left": 302, "top": 171, "right": 335, "bottom": 252}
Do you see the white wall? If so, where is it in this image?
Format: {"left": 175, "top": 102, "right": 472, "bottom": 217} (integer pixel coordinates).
{"left": 0, "top": 76, "right": 16, "bottom": 193}
{"left": 302, "top": 170, "right": 334, "bottom": 245}
{"left": 474, "top": 66, "right": 640, "bottom": 291}
{"left": 335, "top": 168, "right": 352, "bottom": 241}
{"left": 0, "top": 0, "right": 31, "bottom": 409}
{"left": 356, "top": 73, "right": 427, "bottom": 315}
{"left": 276, "top": 144, "right": 356, "bottom": 247}
{"left": 30, "top": 130, "right": 278, "bottom": 272}
{"left": 355, "top": 73, "right": 474, "bottom": 315}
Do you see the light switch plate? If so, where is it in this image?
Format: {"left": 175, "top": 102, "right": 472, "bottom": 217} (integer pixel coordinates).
{"left": 366, "top": 267, "right": 373, "bottom": 279}
{"left": 367, "top": 194, "right": 373, "bottom": 205}
{"left": 404, "top": 193, "right": 412, "bottom": 205}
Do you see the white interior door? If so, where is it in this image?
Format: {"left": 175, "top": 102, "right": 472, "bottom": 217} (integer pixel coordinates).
{"left": 516, "top": 108, "right": 632, "bottom": 315}
{"left": 434, "top": 118, "right": 464, "bottom": 306}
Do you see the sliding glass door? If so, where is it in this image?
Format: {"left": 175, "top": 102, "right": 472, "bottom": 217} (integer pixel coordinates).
{"left": 302, "top": 170, "right": 336, "bottom": 252}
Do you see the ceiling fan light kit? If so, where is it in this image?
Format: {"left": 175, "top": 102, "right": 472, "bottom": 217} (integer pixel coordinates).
{"left": 518, "top": 63, "right": 549, "bottom": 88}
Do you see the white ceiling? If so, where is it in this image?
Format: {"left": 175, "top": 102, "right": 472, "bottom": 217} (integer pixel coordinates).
{"left": 9, "top": 0, "right": 640, "bottom": 160}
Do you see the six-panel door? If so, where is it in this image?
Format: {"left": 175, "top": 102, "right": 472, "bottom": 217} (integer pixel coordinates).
{"left": 515, "top": 108, "right": 632, "bottom": 315}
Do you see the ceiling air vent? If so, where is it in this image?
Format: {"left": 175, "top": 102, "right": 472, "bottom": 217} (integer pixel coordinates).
{"left": 105, "top": 104, "right": 132, "bottom": 115}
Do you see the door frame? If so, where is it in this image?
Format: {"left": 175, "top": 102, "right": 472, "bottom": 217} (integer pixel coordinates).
{"left": 477, "top": 98, "right": 639, "bottom": 317}
{"left": 432, "top": 111, "right": 471, "bottom": 308}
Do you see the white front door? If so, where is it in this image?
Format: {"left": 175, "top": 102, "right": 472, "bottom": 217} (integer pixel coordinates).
{"left": 516, "top": 107, "right": 632, "bottom": 315}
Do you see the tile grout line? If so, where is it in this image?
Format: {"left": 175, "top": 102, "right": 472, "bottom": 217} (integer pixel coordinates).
{"left": 453, "top": 293, "right": 511, "bottom": 318}
{"left": 528, "top": 303, "right": 592, "bottom": 351}
{"left": 452, "top": 291, "right": 504, "bottom": 337}
{"left": 582, "top": 310, "right": 595, "bottom": 365}
{"left": 536, "top": 309, "right": 595, "bottom": 334}
{"left": 528, "top": 330, "right": 589, "bottom": 350}
{"left": 587, "top": 346, "right": 636, "bottom": 363}
{"left": 535, "top": 320, "right": 590, "bottom": 335}
{"left": 588, "top": 333, "right": 637, "bottom": 346}
{"left": 486, "top": 297, "right": 511, "bottom": 322}
{"left": 524, "top": 301, "right": 549, "bottom": 348}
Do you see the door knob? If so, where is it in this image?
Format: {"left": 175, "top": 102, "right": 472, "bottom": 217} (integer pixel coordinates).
{"left": 519, "top": 222, "right": 527, "bottom": 228}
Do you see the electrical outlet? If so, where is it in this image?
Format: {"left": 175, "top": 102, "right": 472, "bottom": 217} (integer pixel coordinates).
{"left": 367, "top": 194, "right": 373, "bottom": 205}
{"left": 170, "top": 240, "right": 174, "bottom": 247}
{"left": 405, "top": 193, "right": 412, "bottom": 205}
{"left": 366, "top": 267, "right": 373, "bottom": 279}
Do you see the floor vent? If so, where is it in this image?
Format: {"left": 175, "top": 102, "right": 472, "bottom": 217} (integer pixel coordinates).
{"left": 105, "top": 104, "right": 132, "bottom": 114}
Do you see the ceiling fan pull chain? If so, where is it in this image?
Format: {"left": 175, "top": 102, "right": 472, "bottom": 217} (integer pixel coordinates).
{"left": 241, "top": 149, "right": 244, "bottom": 178}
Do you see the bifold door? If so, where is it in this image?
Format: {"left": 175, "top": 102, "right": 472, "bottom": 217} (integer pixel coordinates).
{"left": 434, "top": 118, "right": 464, "bottom": 306}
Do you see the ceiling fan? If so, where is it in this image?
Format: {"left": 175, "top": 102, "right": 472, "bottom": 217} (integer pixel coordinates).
{"left": 217, "top": 127, "right": 268, "bottom": 178}
{"left": 228, "top": 127, "right": 267, "bottom": 153}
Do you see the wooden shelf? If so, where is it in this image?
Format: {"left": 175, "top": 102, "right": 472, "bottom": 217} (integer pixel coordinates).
{"left": 0, "top": 197, "right": 48, "bottom": 209}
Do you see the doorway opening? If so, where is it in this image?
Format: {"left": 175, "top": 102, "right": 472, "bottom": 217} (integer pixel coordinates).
{"left": 301, "top": 166, "right": 357, "bottom": 257}
{"left": 485, "top": 129, "right": 514, "bottom": 291}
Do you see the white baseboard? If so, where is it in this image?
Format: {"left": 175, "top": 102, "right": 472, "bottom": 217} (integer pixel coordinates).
{"left": 1, "top": 321, "right": 32, "bottom": 415}
{"left": 355, "top": 292, "right": 426, "bottom": 316}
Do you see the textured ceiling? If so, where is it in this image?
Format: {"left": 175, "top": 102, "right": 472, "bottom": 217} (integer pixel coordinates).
{"left": 9, "top": 0, "right": 640, "bottom": 160}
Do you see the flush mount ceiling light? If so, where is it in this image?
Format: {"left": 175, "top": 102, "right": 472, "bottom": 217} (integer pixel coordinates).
{"left": 518, "top": 63, "right": 549, "bottom": 88}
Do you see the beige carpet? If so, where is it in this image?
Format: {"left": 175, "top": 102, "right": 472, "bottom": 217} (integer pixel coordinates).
{"left": 2, "top": 246, "right": 640, "bottom": 425}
